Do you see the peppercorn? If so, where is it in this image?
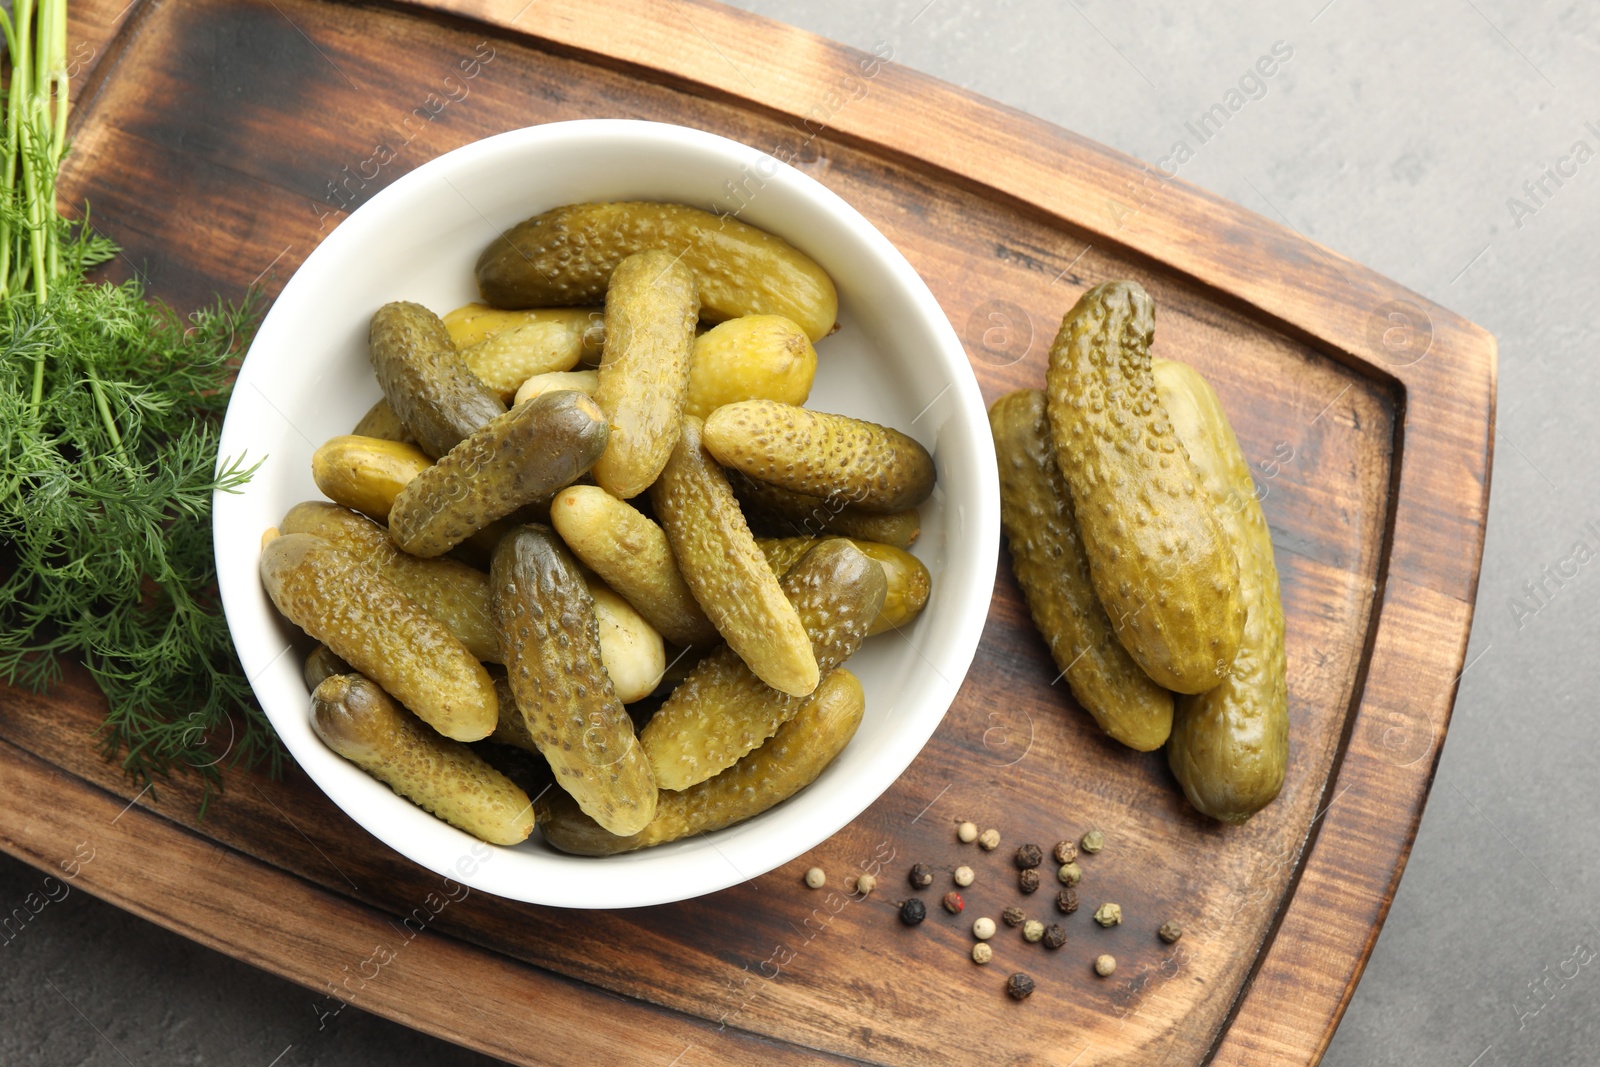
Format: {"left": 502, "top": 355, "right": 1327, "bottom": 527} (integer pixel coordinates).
{"left": 1159, "top": 921, "right": 1183, "bottom": 944}
{"left": 977, "top": 828, "right": 1001, "bottom": 851}
{"left": 1001, "top": 906, "right": 1026, "bottom": 928}
{"left": 1006, "top": 972, "right": 1035, "bottom": 1000}
{"left": 953, "top": 865, "right": 975, "bottom": 888}
{"left": 899, "top": 898, "right": 926, "bottom": 925}
{"left": 942, "top": 891, "right": 965, "bottom": 915}
{"left": 1042, "top": 923, "right": 1066, "bottom": 950}
{"left": 956, "top": 820, "right": 978, "bottom": 843}
{"left": 972, "top": 916, "right": 996, "bottom": 940}
{"left": 1094, "top": 954, "right": 1116, "bottom": 977}
{"left": 804, "top": 867, "right": 825, "bottom": 889}
{"left": 1052, "top": 840, "right": 1077, "bottom": 865}
{"left": 1056, "top": 888, "right": 1079, "bottom": 914}
{"left": 1057, "top": 862, "right": 1082, "bottom": 886}
{"left": 908, "top": 863, "right": 934, "bottom": 889}
{"left": 1093, "top": 902, "right": 1122, "bottom": 928}
{"left": 854, "top": 873, "right": 877, "bottom": 896}
{"left": 972, "top": 942, "right": 993, "bottom": 965}
{"left": 1013, "top": 843, "right": 1043, "bottom": 870}
{"left": 1022, "top": 919, "right": 1044, "bottom": 943}
{"left": 1080, "top": 829, "right": 1104, "bottom": 854}
{"left": 1018, "top": 868, "right": 1040, "bottom": 894}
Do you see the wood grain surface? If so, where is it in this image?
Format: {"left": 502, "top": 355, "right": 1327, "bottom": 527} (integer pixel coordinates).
{"left": 0, "top": 1, "right": 1495, "bottom": 1065}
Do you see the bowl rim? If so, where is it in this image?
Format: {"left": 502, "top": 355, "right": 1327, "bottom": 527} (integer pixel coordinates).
{"left": 214, "top": 118, "right": 999, "bottom": 908}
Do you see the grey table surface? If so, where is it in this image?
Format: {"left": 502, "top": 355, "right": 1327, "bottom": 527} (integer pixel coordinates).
{"left": 4, "top": 1, "right": 1597, "bottom": 1064}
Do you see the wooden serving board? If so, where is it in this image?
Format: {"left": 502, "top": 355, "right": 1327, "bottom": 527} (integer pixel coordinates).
{"left": 0, "top": 1, "right": 1495, "bottom": 1064}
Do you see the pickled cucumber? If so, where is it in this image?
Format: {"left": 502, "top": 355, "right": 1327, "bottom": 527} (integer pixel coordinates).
{"left": 548, "top": 485, "right": 717, "bottom": 648}
{"left": 703, "top": 400, "right": 936, "bottom": 514}
{"left": 990, "top": 390, "right": 1173, "bottom": 751}
{"left": 1044, "top": 281, "right": 1244, "bottom": 694}
{"left": 474, "top": 201, "right": 839, "bottom": 342}
{"left": 302, "top": 645, "right": 352, "bottom": 690}
{"left": 685, "top": 315, "right": 816, "bottom": 419}
{"left": 650, "top": 417, "right": 818, "bottom": 697}
{"left": 280, "top": 501, "right": 500, "bottom": 662}
{"left": 729, "top": 470, "right": 921, "bottom": 548}
{"left": 588, "top": 580, "right": 667, "bottom": 705}
{"left": 490, "top": 525, "right": 657, "bottom": 836}
{"left": 312, "top": 435, "right": 431, "bottom": 522}
{"left": 389, "top": 390, "right": 609, "bottom": 558}
{"left": 369, "top": 301, "right": 506, "bottom": 459}
{"left": 311, "top": 674, "right": 534, "bottom": 845}
{"left": 514, "top": 369, "right": 598, "bottom": 406}
{"left": 591, "top": 250, "right": 698, "bottom": 499}
{"left": 442, "top": 303, "right": 603, "bottom": 369}
{"left": 640, "top": 539, "right": 884, "bottom": 790}
{"left": 1155, "top": 359, "right": 1288, "bottom": 822}
{"left": 352, "top": 399, "right": 415, "bottom": 444}
{"left": 756, "top": 537, "right": 929, "bottom": 636}
{"left": 539, "top": 668, "right": 864, "bottom": 855}
{"left": 260, "top": 532, "right": 496, "bottom": 741}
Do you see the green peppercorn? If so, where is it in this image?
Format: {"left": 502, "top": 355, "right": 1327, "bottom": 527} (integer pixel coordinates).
{"left": 1080, "top": 829, "right": 1104, "bottom": 854}
{"left": 1057, "top": 862, "right": 1082, "bottom": 886}
{"left": 1093, "top": 902, "right": 1122, "bottom": 928}
{"left": 1022, "top": 919, "right": 1044, "bottom": 943}
{"left": 1159, "top": 921, "right": 1183, "bottom": 944}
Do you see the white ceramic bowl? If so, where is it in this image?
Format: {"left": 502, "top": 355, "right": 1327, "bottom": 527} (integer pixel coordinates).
{"left": 214, "top": 119, "right": 997, "bottom": 908}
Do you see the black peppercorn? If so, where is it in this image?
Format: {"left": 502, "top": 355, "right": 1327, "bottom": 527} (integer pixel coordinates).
{"left": 899, "top": 898, "right": 926, "bottom": 925}
{"left": 1042, "top": 923, "right": 1066, "bottom": 950}
{"left": 1006, "top": 972, "right": 1035, "bottom": 1000}
{"left": 908, "top": 863, "right": 934, "bottom": 889}
{"left": 1002, "top": 905, "right": 1026, "bottom": 927}
{"left": 1018, "top": 868, "right": 1040, "bottom": 894}
{"left": 1056, "top": 888, "right": 1079, "bottom": 914}
{"left": 1013, "top": 843, "right": 1043, "bottom": 870}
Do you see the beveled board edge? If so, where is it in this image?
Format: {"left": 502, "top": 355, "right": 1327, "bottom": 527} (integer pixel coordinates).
{"left": 32, "top": 2, "right": 1497, "bottom": 1065}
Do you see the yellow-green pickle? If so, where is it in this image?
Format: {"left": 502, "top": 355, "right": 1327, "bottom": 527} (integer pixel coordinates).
{"left": 685, "top": 314, "right": 816, "bottom": 419}
{"left": 1044, "top": 280, "right": 1244, "bottom": 694}
{"left": 259, "top": 532, "right": 497, "bottom": 742}
{"left": 539, "top": 668, "right": 866, "bottom": 855}
{"left": 490, "top": 525, "right": 657, "bottom": 836}
{"left": 590, "top": 248, "right": 699, "bottom": 499}
{"left": 756, "top": 536, "right": 929, "bottom": 636}
{"left": 703, "top": 400, "right": 936, "bottom": 514}
{"left": 311, "top": 674, "right": 534, "bottom": 846}
{"left": 474, "top": 201, "right": 839, "bottom": 342}
{"left": 990, "top": 389, "right": 1174, "bottom": 751}
{"left": 1154, "top": 359, "right": 1289, "bottom": 822}
{"left": 650, "top": 416, "right": 819, "bottom": 697}
{"left": 640, "top": 538, "right": 885, "bottom": 791}
{"left": 388, "top": 389, "right": 609, "bottom": 558}
{"left": 311, "top": 434, "right": 431, "bottom": 522}
{"left": 368, "top": 300, "right": 506, "bottom": 459}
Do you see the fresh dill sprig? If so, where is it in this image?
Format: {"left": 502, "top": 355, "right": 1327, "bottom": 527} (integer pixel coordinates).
{"left": 1, "top": 0, "right": 282, "bottom": 807}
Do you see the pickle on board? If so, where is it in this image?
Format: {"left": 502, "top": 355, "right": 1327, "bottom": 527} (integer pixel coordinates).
{"left": 312, "top": 435, "right": 432, "bottom": 522}
{"left": 260, "top": 532, "right": 496, "bottom": 741}
{"left": 990, "top": 389, "right": 1173, "bottom": 751}
{"left": 368, "top": 301, "right": 506, "bottom": 459}
{"left": 729, "top": 470, "right": 921, "bottom": 548}
{"left": 474, "top": 201, "right": 839, "bottom": 342}
{"left": 1155, "top": 359, "right": 1289, "bottom": 822}
{"left": 685, "top": 314, "right": 816, "bottom": 419}
{"left": 490, "top": 525, "right": 657, "bottom": 836}
{"left": 1044, "top": 280, "right": 1244, "bottom": 694}
{"left": 591, "top": 249, "right": 699, "bottom": 499}
{"left": 703, "top": 400, "right": 936, "bottom": 514}
{"left": 388, "top": 389, "right": 609, "bottom": 558}
{"left": 650, "top": 417, "right": 818, "bottom": 697}
{"left": 280, "top": 501, "right": 500, "bottom": 663}
{"left": 539, "top": 668, "right": 864, "bottom": 855}
{"left": 311, "top": 674, "right": 534, "bottom": 846}
{"left": 756, "top": 536, "right": 930, "bottom": 637}
{"left": 549, "top": 485, "right": 717, "bottom": 648}
{"left": 640, "top": 539, "right": 884, "bottom": 790}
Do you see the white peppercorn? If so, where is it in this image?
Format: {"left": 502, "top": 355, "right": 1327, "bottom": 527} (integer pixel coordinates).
{"left": 972, "top": 942, "right": 993, "bottom": 965}
{"left": 953, "top": 865, "right": 974, "bottom": 887}
{"left": 972, "top": 916, "right": 996, "bottom": 940}
{"left": 804, "top": 867, "right": 826, "bottom": 889}
{"left": 957, "top": 820, "right": 978, "bottom": 843}
{"left": 977, "top": 828, "right": 1001, "bottom": 851}
{"left": 854, "top": 873, "right": 877, "bottom": 896}
{"left": 1094, "top": 953, "right": 1116, "bottom": 976}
